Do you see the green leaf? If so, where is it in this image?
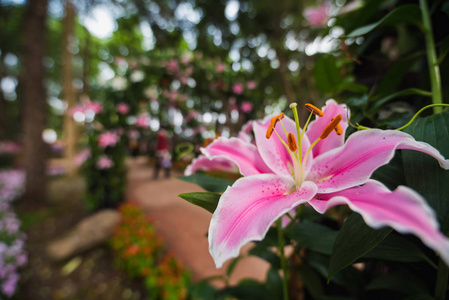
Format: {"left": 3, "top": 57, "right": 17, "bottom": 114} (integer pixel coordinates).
{"left": 328, "top": 213, "right": 392, "bottom": 279}
{"left": 345, "top": 5, "right": 422, "bottom": 37}
{"left": 296, "top": 264, "right": 325, "bottom": 299}
{"left": 249, "top": 244, "right": 281, "bottom": 269}
{"left": 217, "top": 279, "right": 273, "bottom": 300}
{"left": 313, "top": 55, "right": 343, "bottom": 94}
{"left": 337, "top": 82, "right": 369, "bottom": 94}
{"left": 286, "top": 220, "right": 338, "bottom": 255}
{"left": 364, "top": 233, "right": 428, "bottom": 263}
{"left": 367, "top": 88, "right": 432, "bottom": 116}
{"left": 366, "top": 272, "right": 430, "bottom": 295}
{"left": 402, "top": 111, "right": 449, "bottom": 228}
{"left": 373, "top": 57, "right": 420, "bottom": 98}
{"left": 371, "top": 153, "right": 406, "bottom": 190}
{"left": 265, "top": 267, "right": 283, "bottom": 299}
{"left": 178, "top": 192, "right": 221, "bottom": 213}
{"left": 177, "top": 173, "right": 235, "bottom": 193}
{"left": 226, "top": 256, "right": 241, "bottom": 278}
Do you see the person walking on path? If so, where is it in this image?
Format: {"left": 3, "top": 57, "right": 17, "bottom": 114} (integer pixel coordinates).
{"left": 153, "top": 127, "right": 171, "bottom": 179}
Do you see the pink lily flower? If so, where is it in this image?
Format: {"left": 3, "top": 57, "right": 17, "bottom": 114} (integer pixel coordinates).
{"left": 98, "top": 131, "right": 120, "bottom": 148}
{"left": 190, "top": 99, "right": 449, "bottom": 268}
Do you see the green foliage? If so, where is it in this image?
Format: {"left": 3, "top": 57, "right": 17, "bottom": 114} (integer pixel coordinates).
{"left": 329, "top": 213, "right": 392, "bottom": 280}
{"left": 402, "top": 110, "right": 449, "bottom": 227}
{"left": 178, "top": 191, "right": 221, "bottom": 214}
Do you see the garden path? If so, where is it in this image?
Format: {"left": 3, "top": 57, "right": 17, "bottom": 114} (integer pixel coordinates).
{"left": 126, "top": 157, "right": 270, "bottom": 286}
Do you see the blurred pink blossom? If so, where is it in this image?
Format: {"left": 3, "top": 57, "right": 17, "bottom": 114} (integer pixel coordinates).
{"left": 0, "top": 141, "right": 21, "bottom": 155}
{"left": 246, "top": 81, "right": 257, "bottom": 90}
{"left": 185, "top": 110, "right": 199, "bottom": 122}
{"left": 216, "top": 63, "right": 225, "bottom": 73}
{"left": 136, "top": 114, "right": 151, "bottom": 128}
{"left": 166, "top": 59, "right": 179, "bottom": 74}
{"left": 128, "top": 130, "right": 139, "bottom": 139}
{"left": 241, "top": 101, "right": 253, "bottom": 113}
{"left": 117, "top": 103, "right": 130, "bottom": 114}
{"left": 232, "top": 83, "right": 244, "bottom": 95}
{"left": 114, "top": 57, "right": 127, "bottom": 67}
{"left": 97, "top": 156, "right": 114, "bottom": 170}
{"left": 228, "top": 97, "right": 236, "bottom": 106}
{"left": 169, "top": 90, "right": 179, "bottom": 101}
{"left": 304, "top": 3, "right": 330, "bottom": 27}
{"left": 98, "top": 131, "right": 120, "bottom": 148}
{"left": 84, "top": 101, "right": 103, "bottom": 114}
{"left": 74, "top": 149, "right": 91, "bottom": 167}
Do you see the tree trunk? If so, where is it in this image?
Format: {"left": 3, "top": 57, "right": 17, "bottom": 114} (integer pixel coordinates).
{"left": 22, "top": 0, "right": 49, "bottom": 205}
{"left": 63, "top": 0, "right": 77, "bottom": 176}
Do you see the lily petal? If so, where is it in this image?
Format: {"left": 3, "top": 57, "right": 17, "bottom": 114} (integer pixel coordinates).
{"left": 311, "top": 129, "right": 449, "bottom": 193}
{"left": 254, "top": 115, "right": 312, "bottom": 176}
{"left": 309, "top": 180, "right": 449, "bottom": 265}
{"left": 209, "top": 174, "right": 318, "bottom": 267}
{"left": 201, "top": 137, "right": 271, "bottom": 176}
{"left": 237, "top": 120, "right": 254, "bottom": 144}
{"left": 184, "top": 155, "right": 238, "bottom": 176}
{"left": 305, "top": 99, "right": 349, "bottom": 158}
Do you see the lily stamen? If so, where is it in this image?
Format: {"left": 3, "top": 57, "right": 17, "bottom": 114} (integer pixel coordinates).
{"left": 266, "top": 113, "right": 285, "bottom": 139}
{"left": 287, "top": 133, "right": 298, "bottom": 152}
{"left": 305, "top": 103, "right": 324, "bottom": 117}
{"left": 320, "top": 114, "right": 342, "bottom": 139}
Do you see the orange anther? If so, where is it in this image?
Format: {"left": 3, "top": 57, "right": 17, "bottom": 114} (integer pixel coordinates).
{"left": 305, "top": 103, "right": 324, "bottom": 117}
{"left": 287, "top": 133, "right": 297, "bottom": 152}
{"left": 334, "top": 123, "right": 343, "bottom": 135}
{"left": 202, "top": 138, "right": 213, "bottom": 147}
{"left": 320, "top": 114, "right": 342, "bottom": 139}
{"left": 266, "top": 113, "right": 285, "bottom": 139}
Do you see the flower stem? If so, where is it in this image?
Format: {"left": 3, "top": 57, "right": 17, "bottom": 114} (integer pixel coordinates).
{"left": 435, "top": 257, "right": 449, "bottom": 300}
{"left": 396, "top": 104, "right": 449, "bottom": 131}
{"left": 420, "top": 0, "right": 443, "bottom": 114}
{"left": 277, "top": 219, "right": 289, "bottom": 300}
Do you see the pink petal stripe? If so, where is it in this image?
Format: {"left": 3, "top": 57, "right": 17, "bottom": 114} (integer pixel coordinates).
{"left": 184, "top": 155, "right": 238, "bottom": 176}
{"left": 201, "top": 137, "right": 271, "bottom": 176}
{"left": 305, "top": 99, "right": 349, "bottom": 158}
{"left": 310, "top": 129, "right": 449, "bottom": 193}
{"left": 209, "top": 175, "right": 318, "bottom": 267}
{"left": 309, "top": 180, "right": 449, "bottom": 265}
{"left": 253, "top": 115, "right": 312, "bottom": 176}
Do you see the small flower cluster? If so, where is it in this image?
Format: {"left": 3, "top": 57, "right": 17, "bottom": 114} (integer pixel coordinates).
{"left": 0, "top": 142, "right": 21, "bottom": 155}
{"left": 110, "top": 203, "right": 190, "bottom": 300}
{"left": 0, "top": 170, "right": 27, "bottom": 298}
{"left": 0, "top": 170, "right": 25, "bottom": 204}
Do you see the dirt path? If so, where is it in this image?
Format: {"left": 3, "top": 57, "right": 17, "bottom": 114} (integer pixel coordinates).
{"left": 126, "top": 157, "right": 269, "bottom": 286}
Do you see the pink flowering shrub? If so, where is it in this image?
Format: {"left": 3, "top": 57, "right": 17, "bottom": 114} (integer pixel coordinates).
{"left": 0, "top": 170, "right": 27, "bottom": 299}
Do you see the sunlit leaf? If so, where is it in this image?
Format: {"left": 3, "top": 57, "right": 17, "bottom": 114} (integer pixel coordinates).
{"left": 178, "top": 192, "right": 221, "bottom": 213}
